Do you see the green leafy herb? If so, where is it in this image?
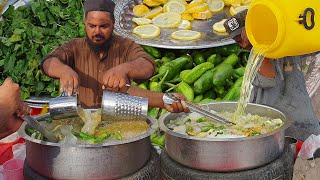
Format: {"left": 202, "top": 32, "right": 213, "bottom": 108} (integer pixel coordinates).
{"left": 0, "top": 0, "right": 85, "bottom": 99}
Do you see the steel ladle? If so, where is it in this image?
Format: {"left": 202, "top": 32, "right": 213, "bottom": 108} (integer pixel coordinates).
{"left": 22, "top": 115, "right": 59, "bottom": 143}
{"left": 163, "top": 93, "right": 236, "bottom": 125}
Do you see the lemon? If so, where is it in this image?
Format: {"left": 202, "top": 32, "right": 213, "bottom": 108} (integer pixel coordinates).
{"left": 153, "top": 0, "right": 168, "bottom": 3}
{"left": 207, "top": 0, "right": 224, "bottom": 13}
{"left": 223, "top": 0, "right": 242, "bottom": 6}
{"left": 132, "top": 17, "right": 153, "bottom": 25}
{"left": 168, "top": 0, "right": 187, "bottom": 5}
{"left": 241, "top": 0, "right": 251, "bottom": 5}
{"left": 229, "top": 5, "right": 249, "bottom": 16}
{"left": 231, "top": 3, "right": 241, "bottom": 7}
{"left": 178, "top": 20, "right": 192, "bottom": 29}
{"left": 143, "top": 6, "right": 164, "bottom": 19}
{"left": 181, "top": 13, "right": 194, "bottom": 20}
{"left": 171, "top": 30, "right": 201, "bottom": 40}
{"left": 186, "top": 0, "right": 205, "bottom": 9}
{"left": 133, "top": 24, "right": 161, "bottom": 38}
{"left": 184, "top": 3, "right": 208, "bottom": 14}
{"left": 143, "top": 0, "right": 162, "bottom": 7}
{"left": 192, "top": 10, "right": 212, "bottom": 20}
{"left": 152, "top": 12, "right": 182, "bottom": 28}
{"left": 164, "top": 1, "right": 186, "bottom": 14}
{"left": 212, "top": 19, "right": 227, "bottom": 33}
{"left": 133, "top": 4, "right": 150, "bottom": 17}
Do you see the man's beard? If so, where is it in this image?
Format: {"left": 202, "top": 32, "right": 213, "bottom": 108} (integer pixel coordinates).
{"left": 86, "top": 34, "right": 113, "bottom": 53}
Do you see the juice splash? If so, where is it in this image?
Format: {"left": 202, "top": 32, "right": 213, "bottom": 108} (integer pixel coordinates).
{"left": 233, "top": 48, "right": 265, "bottom": 121}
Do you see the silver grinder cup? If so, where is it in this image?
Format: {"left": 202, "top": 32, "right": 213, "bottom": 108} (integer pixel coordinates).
{"left": 101, "top": 90, "right": 148, "bottom": 122}
{"left": 48, "top": 92, "right": 79, "bottom": 120}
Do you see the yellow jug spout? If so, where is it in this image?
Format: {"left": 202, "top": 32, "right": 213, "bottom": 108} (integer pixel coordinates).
{"left": 245, "top": 0, "right": 320, "bottom": 58}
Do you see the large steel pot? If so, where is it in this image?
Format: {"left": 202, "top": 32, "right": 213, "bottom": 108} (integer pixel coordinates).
{"left": 159, "top": 102, "right": 292, "bottom": 172}
{"left": 18, "top": 113, "right": 157, "bottom": 180}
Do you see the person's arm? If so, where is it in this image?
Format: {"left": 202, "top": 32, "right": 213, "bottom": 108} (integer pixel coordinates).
{"left": 251, "top": 58, "right": 277, "bottom": 89}
{"left": 124, "top": 86, "right": 189, "bottom": 113}
{"left": 123, "top": 57, "right": 155, "bottom": 80}
{"left": 41, "top": 41, "right": 79, "bottom": 96}
{"left": 258, "top": 58, "right": 276, "bottom": 78}
{"left": 0, "top": 78, "right": 25, "bottom": 139}
{"left": 0, "top": 115, "right": 24, "bottom": 139}
{"left": 123, "top": 42, "right": 155, "bottom": 80}
{"left": 102, "top": 42, "right": 155, "bottom": 91}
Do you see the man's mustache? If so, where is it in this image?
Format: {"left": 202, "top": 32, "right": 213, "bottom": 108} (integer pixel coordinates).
{"left": 93, "top": 34, "right": 105, "bottom": 39}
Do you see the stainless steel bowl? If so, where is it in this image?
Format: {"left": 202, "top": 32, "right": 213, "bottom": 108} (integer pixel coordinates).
{"left": 159, "top": 102, "right": 292, "bottom": 172}
{"left": 18, "top": 113, "right": 157, "bottom": 179}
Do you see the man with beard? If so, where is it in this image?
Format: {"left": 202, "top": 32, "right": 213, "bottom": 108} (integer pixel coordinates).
{"left": 41, "top": 0, "right": 189, "bottom": 113}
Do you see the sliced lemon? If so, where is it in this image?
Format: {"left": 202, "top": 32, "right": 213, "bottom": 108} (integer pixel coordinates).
{"left": 186, "top": 0, "right": 205, "bottom": 9}
{"left": 207, "top": 0, "right": 224, "bottom": 13}
{"left": 229, "top": 5, "right": 249, "bottom": 16}
{"left": 132, "top": 17, "right": 153, "bottom": 25}
{"left": 168, "top": 0, "right": 187, "bottom": 5}
{"left": 192, "top": 10, "right": 212, "bottom": 20}
{"left": 184, "top": 3, "right": 209, "bottom": 14}
{"left": 231, "top": 3, "right": 241, "bottom": 7}
{"left": 212, "top": 19, "right": 227, "bottom": 33}
{"left": 171, "top": 30, "right": 201, "bottom": 40}
{"left": 143, "top": 0, "right": 162, "bottom": 7}
{"left": 181, "top": 13, "right": 194, "bottom": 20}
{"left": 133, "top": 4, "right": 150, "bottom": 17}
{"left": 178, "top": 20, "right": 192, "bottom": 29}
{"left": 164, "top": 1, "right": 186, "bottom": 14}
{"left": 133, "top": 24, "right": 161, "bottom": 38}
{"left": 153, "top": 0, "right": 168, "bottom": 3}
{"left": 223, "top": 0, "right": 242, "bottom": 6}
{"left": 152, "top": 12, "right": 182, "bottom": 28}
{"left": 241, "top": 0, "right": 251, "bottom": 5}
{"left": 143, "top": 6, "right": 164, "bottom": 19}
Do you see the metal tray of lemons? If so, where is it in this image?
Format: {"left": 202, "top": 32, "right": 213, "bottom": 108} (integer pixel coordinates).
{"left": 114, "top": 0, "right": 251, "bottom": 49}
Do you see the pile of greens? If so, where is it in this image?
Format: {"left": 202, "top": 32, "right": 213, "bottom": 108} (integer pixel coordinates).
{"left": 0, "top": 0, "right": 85, "bottom": 99}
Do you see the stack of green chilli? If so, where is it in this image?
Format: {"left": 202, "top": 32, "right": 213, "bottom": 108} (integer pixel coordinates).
{"left": 135, "top": 44, "right": 249, "bottom": 121}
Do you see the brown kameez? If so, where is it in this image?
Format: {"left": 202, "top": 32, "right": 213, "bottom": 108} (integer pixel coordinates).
{"left": 42, "top": 35, "right": 155, "bottom": 108}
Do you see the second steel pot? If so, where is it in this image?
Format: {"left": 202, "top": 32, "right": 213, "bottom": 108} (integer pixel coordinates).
{"left": 159, "top": 102, "right": 292, "bottom": 172}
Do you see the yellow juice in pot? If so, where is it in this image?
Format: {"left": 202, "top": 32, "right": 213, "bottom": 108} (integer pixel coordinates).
{"left": 245, "top": 0, "right": 320, "bottom": 58}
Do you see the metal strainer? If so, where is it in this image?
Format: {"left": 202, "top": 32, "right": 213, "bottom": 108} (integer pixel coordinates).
{"left": 101, "top": 90, "right": 148, "bottom": 122}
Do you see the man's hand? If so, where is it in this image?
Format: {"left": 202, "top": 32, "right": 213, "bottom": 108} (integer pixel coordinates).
{"left": 0, "top": 78, "right": 26, "bottom": 138}
{"left": 59, "top": 66, "right": 79, "bottom": 96}
{"left": 0, "top": 78, "right": 21, "bottom": 116}
{"left": 163, "top": 93, "right": 190, "bottom": 113}
{"left": 16, "top": 102, "right": 31, "bottom": 118}
{"left": 102, "top": 65, "right": 130, "bottom": 91}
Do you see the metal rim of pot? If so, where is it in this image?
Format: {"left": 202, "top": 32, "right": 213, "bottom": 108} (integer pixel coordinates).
{"left": 159, "top": 102, "right": 292, "bottom": 141}
{"left": 18, "top": 112, "right": 158, "bottom": 147}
